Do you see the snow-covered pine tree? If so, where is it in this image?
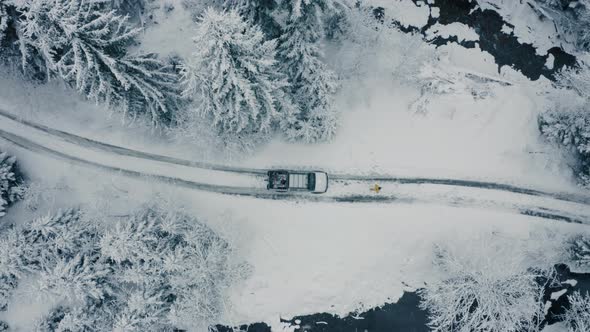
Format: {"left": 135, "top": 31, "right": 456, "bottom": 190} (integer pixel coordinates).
{"left": 110, "top": 0, "right": 150, "bottom": 20}
{"left": 213, "top": 0, "right": 282, "bottom": 38}
{"left": 25, "top": 209, "right": 100, "bottom": 264}
{"left": 34, "top": 306, "right": 69, "bottom": 332}
{"left": 277, "top": 0, "right": 340, "bottom": 143}
{"left": 0, "top": 275, "right": 16, "bottom": 311}
{"left": 0, "top": 225, "right": 30, "bottom": 311}
{"left": 35, "top": 253, "right": 110, "bottom": 303}
{"left": 0, "top": 152, "right": 24, "bottom": 218}
{"left": 0, "top": 2, "right": 9, "bottom": 47}
{"left": 99, "top": 210, "right": 159, "bottom": 265}
{"left": 15, "top": 0, "right": 181, "bottom": 124}
{"left": 53, "top": 307, "right": 93, "bottom": 332}
{"left": 1, "top": 202, "right": 248, "bottom": 331}
{"left": 111, "top": 289, "right": 168, "bottom": 332}
{"left": 181, "top": 8, "right": 291, "bottom": 144}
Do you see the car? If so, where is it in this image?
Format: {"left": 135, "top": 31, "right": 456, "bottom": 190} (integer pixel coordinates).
{"left": 266, "top": 170, "right": 329, "bottom": 194}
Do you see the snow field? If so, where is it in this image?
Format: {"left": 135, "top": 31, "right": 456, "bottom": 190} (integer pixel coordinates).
{"left": 2, "top": 143, "right": 588, "bottom": 330}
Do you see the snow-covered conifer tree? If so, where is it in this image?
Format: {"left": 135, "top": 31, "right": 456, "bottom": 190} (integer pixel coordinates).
{"left": 277, "top": 0, "right": 341, "bottom": 143}
{"left": 54, "top": 307, "right": 93, "bottom": 332}
{"left": 181, "top": 8, "right": 291, "bottom": 144}
{"left": 99, "top": 211, "right": 158, "bottom": 265}
{"left": 0, "top": 152, "right": 24, "bottom": 218}
{"left": 0, "top": 2, "right": 9, "bottom": 46}
{"left": 35, "top": 254, "right": 110, "bottom": 303}
{"left": 25, "top": 209, "right": 99, "bottom": 263}
{"left": 110, "top": 0, "right": 151, "bottom": 20}
{"left": 212, "top": 0, "right": 282, "bottom": 38}
{"left": 0, "top": 226, "right": 29, "bottom": 311}
{"left": 15, "top": 0, "right": 181, "bottom": 123}
{"left": 111, "top": 289, "right": 168, "bottom": 332}
{"left": 1, "top": 203, "right": 248, "bottom": 331}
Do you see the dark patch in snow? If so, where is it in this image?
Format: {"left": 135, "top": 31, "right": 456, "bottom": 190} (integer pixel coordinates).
{"left": 374, "top": 0, "right": 577, "bottom": 80}
{"left": 214, "top": 292, "right": 428, "bottom": 332}
{"left": 544, "top": 264, "right": 590, "bottom": 326}
{"left": 214, "top": 322, "right": 271, "bottom": 332}
{"left": 216, "top": 267, "right": 590, "bottom": 332}
{"left": 520, "top": 209, "right": 586, "bottom": 224}
{"left": 281, "top": 292, "right": 428, "bottom": 332}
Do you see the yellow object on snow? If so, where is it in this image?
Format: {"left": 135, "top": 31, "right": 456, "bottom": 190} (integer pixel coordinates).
{"left": 370, "top": 184, "right": 382, "bottom": 193}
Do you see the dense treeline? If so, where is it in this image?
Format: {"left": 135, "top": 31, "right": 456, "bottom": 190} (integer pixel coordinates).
{"left": 0, "top": 205, "right": 248, "bottom": 331}
{"left": 0, "top": 0, "right": 350, "bottom": 148}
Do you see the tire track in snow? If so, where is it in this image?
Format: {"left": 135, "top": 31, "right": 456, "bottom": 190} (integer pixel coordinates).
{"left": 0, "top": 128, "right": 402, "bottom": 202}
{"left": 330, "top": 176, "right": 590, "bottom": 206}
{"left": 1, "top": 127, "right": 589, "bottom": 224}
{"left": 2, "top": 108, "right": 588, "bottom": 206}
{"left": 1, "top": 109, "right": 590, "bottom": 222}
{"left": 0, "top": 108, "right": 267, "bottom": 175}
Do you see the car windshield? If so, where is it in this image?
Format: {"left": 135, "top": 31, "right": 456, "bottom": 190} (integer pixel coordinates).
{"left": 307, "top": 173, "right": 316, "bottom": 190}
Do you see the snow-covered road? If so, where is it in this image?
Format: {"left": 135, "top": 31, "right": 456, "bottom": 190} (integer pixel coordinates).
{"left": 1, "top": 108, "right": 589, "bottom": 223}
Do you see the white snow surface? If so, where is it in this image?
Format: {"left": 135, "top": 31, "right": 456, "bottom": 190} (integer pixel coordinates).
{"left": 138, "top": 0, "right": 196, "bottom": 59}
{"left": 0, "top": 1, "right": 588, "bottom": 330}
{"left": 550, "top": 289, "right": 567, "bottom": 301}
{"left": 543, "top": 322, "right": 569, "bottom": 332}
{"left": 1, "top": 145, "right": 587, "bottom": 330}
{"left": 563, "top": 279, "right": 578, "bottom": 287}
{"left": 425, "top": 22, "right": 479, "bottom": 42}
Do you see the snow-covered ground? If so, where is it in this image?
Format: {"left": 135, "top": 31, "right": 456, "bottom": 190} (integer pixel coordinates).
{"left": 0, "top": 0, "right": 588, "bottom": 330}
{"left": 2, "top": 111, "right": 589, "bottom": 222}
{"left": 1, "top": 141, "right": 587, "bottom": 331}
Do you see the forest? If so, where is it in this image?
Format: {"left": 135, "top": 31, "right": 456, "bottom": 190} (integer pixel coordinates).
{"left": 1, "top": 0, "right": 590, "bottom": 331}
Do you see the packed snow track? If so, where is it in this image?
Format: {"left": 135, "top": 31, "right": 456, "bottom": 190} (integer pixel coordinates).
{"left": 1, "top": 108, "right": 590, "bottom": 224}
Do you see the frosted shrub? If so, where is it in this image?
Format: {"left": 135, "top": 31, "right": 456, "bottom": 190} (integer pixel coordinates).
{"left": 563, "top": 291, "right": 590, "bottom": 332}
{"left": 0, "top": 152, "right": 24, "bottom": 218}
{"left": 419, "top": 237, "right": 551, "bottom": 332}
